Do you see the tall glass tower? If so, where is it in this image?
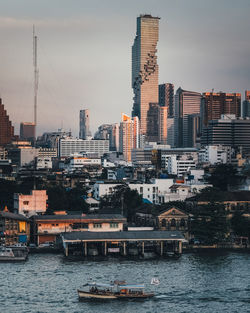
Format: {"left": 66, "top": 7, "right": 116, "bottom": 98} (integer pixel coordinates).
{"left": 132, "top": 14, "right": 160, "bottom": 137}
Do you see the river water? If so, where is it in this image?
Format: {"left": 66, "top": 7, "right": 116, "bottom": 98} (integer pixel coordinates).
{"left": 0, "top": 251, "right": 249, "bottom": 313}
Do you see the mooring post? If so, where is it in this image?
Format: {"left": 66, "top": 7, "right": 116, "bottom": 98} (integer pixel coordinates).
{"left": 65, "top": 243, "right": 68, "bottom": 257}
{"left": 84, "top": 242, "right": 87, "bottom": 256}
{"left": 160, "top": 241, "right": 163, "bottom": 256}
{"left": 178, "top": 241, "right": 182, "bottom": 254}
{"left": 123, "top": 241, "right": 126, "bottom": 256}
{"left": 104, "top": 241, "right": 107, "bottom": 256}
{"left": 142, "top": 241, "right": 144, "bottom": 256}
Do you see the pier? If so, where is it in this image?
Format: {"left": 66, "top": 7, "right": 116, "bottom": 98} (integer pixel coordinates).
{"left": 61, "top": 231, "right": 186, "bottom": 258}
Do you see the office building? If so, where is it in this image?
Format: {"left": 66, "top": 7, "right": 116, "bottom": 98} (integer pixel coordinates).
{"left": 79, "top": 109, "right": 91, "bottom": 140}
{"left": 0, "top": 98, "right": 15, "bottom": 146}
{"left": 158, "top": 106, "right": 168, "bottom": 144}
{"left": 59, "top": 138, "right": 109, "bottom": 157}
{"left": 167, "top": 118, "right": 175, "bottom": 147}
{"left": 201, "top": 92, "right": 241, "bottom": 126}
{"left": 242, "top": 90, "right": 250, "bottom": 118}
{"left": 132, "top": 14, "right": 160, "bottom": 137}
{"left": 201, "top": 114, "right": 250, "bottom": 156}
{"left": 159, "top": 83, "right": 174, "bottom": 117}
{"left": 20, "top": 122, "right": 35, "bottom": 142}
{"left": 119, "top": 114, "right": 139, "bottom": 162}
{"left": 147, "top": 103, "right": 159, "bottom": 142}
{"left": 174, "top": 88, "right": 201, "bottom": 148}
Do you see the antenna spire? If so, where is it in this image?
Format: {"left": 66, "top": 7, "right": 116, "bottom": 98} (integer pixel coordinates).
{"left": 33, "top": 25, "right": 39, "bottom": 138}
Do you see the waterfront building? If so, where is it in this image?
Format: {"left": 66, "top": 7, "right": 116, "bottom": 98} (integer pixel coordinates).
{"left": 0, "top": 98, "right": 15, "bottom": 146}
{"left": 79, "top": 109, "right": 91, "bottom": 140}
{"left": 58, "top": 138, "right": 109, "bottom": 158}
{"left": 174, "top": 88, "right": 201, "bottom": 147}
{"left": 14, "top": 190, "right": 48, "bottom": 217}
{"left": 32, "top": 214, "right": 126, "bottom": 245}
{"left": 159, "top": 83, "right": 174, "bottom": 117}
{"left": 201, "top": 114, "right": 250, "bottom": 156}
{"left": 157, "top": 207, "right": 189, "bottom": 235}
{"left": 0, "top": 209, "right": 30, "bottom": 245}
{"left": 242, "top": 90, "right": 250, "bottom": 118}
{"left": 20, "top": 122, "right": 35, "bottom": 143}
{"left": 132, "top": 14, "right": 160, "bottom": 137}
{"left": 201, "top": 92, "right": 241, "bottom": 127}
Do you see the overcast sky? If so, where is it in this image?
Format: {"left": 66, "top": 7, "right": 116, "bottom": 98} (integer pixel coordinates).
{"left": 0, "top": 0, "right": 250, "bottom": 137}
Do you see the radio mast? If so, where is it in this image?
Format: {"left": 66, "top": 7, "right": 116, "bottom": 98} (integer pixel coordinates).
{"left": 33, "top": 25, "right": 39, "bottom": 138}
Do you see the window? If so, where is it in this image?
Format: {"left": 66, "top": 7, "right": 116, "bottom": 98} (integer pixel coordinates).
{"left": 171, "top": 219, "right": 176, "bottom": 227}
{"left": 93, "top": 223, "right": 102, "bottom": 228}
{"left": 110, "top": 223, "right": 118, "bottom": 228}
{"left": 23, "top": 201, "right": 29, "bottom": 205}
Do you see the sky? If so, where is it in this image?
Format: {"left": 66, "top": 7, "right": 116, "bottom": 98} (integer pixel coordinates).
{"left": 0, "top": 0, "right": 250, "bottom": 137}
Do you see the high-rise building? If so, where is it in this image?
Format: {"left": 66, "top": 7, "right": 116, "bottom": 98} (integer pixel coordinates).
{"left": 147, "top": 103, "right": 159, "bottom": 142}
{"left": 242, "top": 90, "right": 250, "bottom": 118}
{"left": 158, "top": 106, "right": 168, "bottom": 144}
{"left": 201, "top": 92, "right": 241, "bottom": 126}
{"left": 119, "top": 114, "right": 139, "bottom": 162}
{"left": 159, "top": 83, "right": 174, "bottom": 117}
{"left": 20, "top": 122, "right": 35, "bottom": 143}
{"left": 174, "top": 88, "right": 201, "bottom": 148}
{"left": 166, "top": 118, "right": 175, "bottom": 147}
{"left": 0, "top": 98, "right": 14, "bottom": 146}
{"left": 79, "top": 109, "right": 91, "bottom": 140}
{"left": 201, "top": 114, "right": 250, "bottom": 156}
{"left": 132, "top": 14, "right": 160, "bottom": 137}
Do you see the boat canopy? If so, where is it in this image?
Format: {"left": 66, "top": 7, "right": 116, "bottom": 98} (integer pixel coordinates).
{"left": 118, "top": 284, "right": 145, "bottom": 289}
{"left": 87, "top": 282, "right": 114, "bottom": 288}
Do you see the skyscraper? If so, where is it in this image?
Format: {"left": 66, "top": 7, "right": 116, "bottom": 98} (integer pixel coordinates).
{"left": 174, "top": 88, "right": 201, "bottom": 147}
{"left": 119, "top": 114, "right": 139, "bottom": 162}
{"left": 242, "top": 90, "right": 250, "bottom": 118}
{"left": 132, "top": 14, "right": 160, "bottom": 137}
{"left": 79, "top": 109, "right": 91, "bottom": 140}
{"left": 20, "top": 122, "right": 35, "bottom": 143}
{"left": 201, "top": 92, "right": 241, "bottom": 126}
{"left": 0, "top": 98, "right": 14, "bottom": 146}
{"left": 158, "top": 106, "right": 168, "bottom": 144}
{"left": 159, "top": 83, "right": 174, "bottom": 117}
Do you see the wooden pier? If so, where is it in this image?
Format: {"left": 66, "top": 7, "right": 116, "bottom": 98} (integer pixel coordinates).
{"left": 61, "top": 231, "right": 186, "bottom": 258}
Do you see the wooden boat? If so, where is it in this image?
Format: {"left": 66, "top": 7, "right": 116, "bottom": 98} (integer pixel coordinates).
{"left": 77, "top": 281, "right": 154, "bottom": 300}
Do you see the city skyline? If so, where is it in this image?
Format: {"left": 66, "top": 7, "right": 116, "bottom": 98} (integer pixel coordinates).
{"left": 0, "top": 0, "right": 250, "bottom": 137}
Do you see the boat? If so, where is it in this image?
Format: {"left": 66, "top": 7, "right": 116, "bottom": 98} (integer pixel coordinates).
{"left": 0, "top": 246, "right": 28, "bottom": 261}
{"left": 77, "top": 281, "right": 154, "bottom": 300}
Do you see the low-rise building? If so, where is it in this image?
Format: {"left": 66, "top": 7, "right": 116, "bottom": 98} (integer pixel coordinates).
{"left": 0, "top": 209, "right": 30, "bottom": 245}
{"left": 32, "top": 214, "right": 127, "bottom": 245}
{"left": 14, "top": 190, "right": 48, "bottom": 217}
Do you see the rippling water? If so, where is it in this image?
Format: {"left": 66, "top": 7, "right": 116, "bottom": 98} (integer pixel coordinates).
{"left": 0, "top": 251, "right": 250, "bottom": 313}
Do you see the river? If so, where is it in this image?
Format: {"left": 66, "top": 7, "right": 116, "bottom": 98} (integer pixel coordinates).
{"left": 0, "top": 251, "right": 249, "bottom": 313}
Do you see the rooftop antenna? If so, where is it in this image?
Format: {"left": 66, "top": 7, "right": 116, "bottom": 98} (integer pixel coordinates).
{"left": 33, "top": 25, "right": 39, "bottom": 138}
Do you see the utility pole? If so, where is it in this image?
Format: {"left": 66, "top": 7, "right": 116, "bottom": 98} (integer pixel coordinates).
{"left": 33, "top": 25, "right": 39, "bottom": 139}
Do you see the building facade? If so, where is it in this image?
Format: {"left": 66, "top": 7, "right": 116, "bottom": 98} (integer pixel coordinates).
{"left": 0, "top": 98, "right": 15, "bottom": 146}
{"left": 242, "top": 90, "right": 250, "bottom": 118}
{"left": 159, "top": 83, "right": 174, "bottom": 117}
{"left": 79, "top": 109, "right": 91, "bottom": 140}
{"left": 201, "top": 92, "right": 241, "bottom": 126}
{"left": 20, "top": 122, "right": 35, "bottom": 142}
{"left": 132, "top": 14, "right": 160, "bottom": 137}
{"left": 174, "top": 88, "right": 201, "bottom": 148}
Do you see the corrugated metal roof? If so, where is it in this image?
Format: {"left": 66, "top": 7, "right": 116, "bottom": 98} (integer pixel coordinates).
{"left": 0, "top": 211, "right": 30, "bottom": 222}
{"left": 62, "top": 230, "right": 185, "bottom": 241}
{"left": 33, "top": 214, "right": 126, "bottom": 222}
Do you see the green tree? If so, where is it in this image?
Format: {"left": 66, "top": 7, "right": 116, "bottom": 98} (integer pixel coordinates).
{"left": 207, "top": 164, "right": 242, "bottom": 191}
{"left": 231, "top": 211, "right": 250, "bottom": 239}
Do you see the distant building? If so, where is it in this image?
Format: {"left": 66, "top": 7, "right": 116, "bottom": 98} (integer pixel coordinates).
{"left": 174, "top": 88, "right": 201, "bottom": 148}
{"left": 7, "top": 141, "right": 39, "bottom": 167}
{"left": 201, "top": 114, "right": 250, "bottom": 157}
{"left": 14, "top": 190, "right": 48, "bottom": 217}
{"left": 62, "top": 154, "right": 101, "bottom": 171}
{"left": 167, "top": 155, "right": 197, "bottom": 176}
{"left": 158, "top": 106, "right": 168, "bottom": 144}
{"left": 132, "top": 14, "right": 160, "bottom": 137}
{"left": 36, "top": 129, "right": 71, "bottom": 149}
{"left": 0, "top": 98, "right": 15, "bottom": 146}
{"left": 198, "top": 145, "right": 231, "bottom": 165}
{"left": 119, "top": 114, "right": 139, "bottom": 162}
{"left": 159, "top": 83, "right": 174, "bottom": 117}
{"left": 58, "top": 138, "right": 109, "bottom": 158}
{"left": 242, "top": 90, "right": 250, "bottom": 118}
{"left": 147, "top": 103, "right": 159, "bottom": 142}
{"left": 36, "top": 157, "right": 53, "bottom": 169}
{"left": 20, "top": 122, "right": 35, "bottom": 143}
{"left": 167, "top": 118, "right": 175, "bottom": 147}
{"left": 201, "top": 92, "right": 241, "bottom": 126}
{"left": 79, "top": 109, "right": 91, "bottom": 139}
